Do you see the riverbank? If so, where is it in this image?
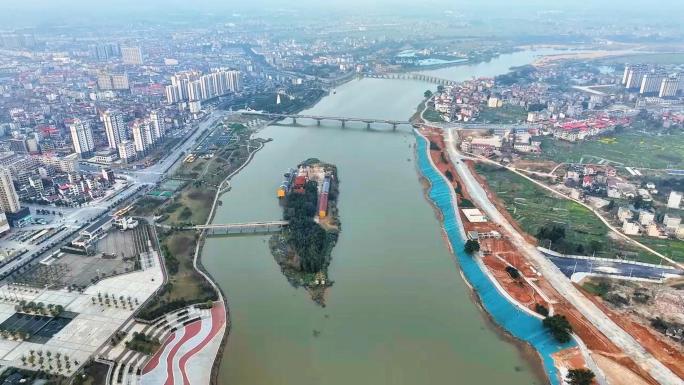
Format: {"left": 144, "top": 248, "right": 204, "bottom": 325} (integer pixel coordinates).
{"left": 194, "top": 137, "right": 266, "bottom": 385}
{"left": 432, "top": 125, "right": 677, "bottom": 385}
{"left": 414, "top": 127, "right": 582, "bottom": 385}
{"left": 128, "top": 116, "right": 268, "bottom": 384}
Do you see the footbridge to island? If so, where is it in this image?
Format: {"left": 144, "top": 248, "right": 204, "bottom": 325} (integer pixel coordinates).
{"left": 171, "top": 220, "right": 289, "bottom": 235}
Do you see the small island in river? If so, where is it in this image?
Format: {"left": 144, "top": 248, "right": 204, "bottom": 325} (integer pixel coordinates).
{"left": 269, "top": 158, "right": 340, "bottom": 306}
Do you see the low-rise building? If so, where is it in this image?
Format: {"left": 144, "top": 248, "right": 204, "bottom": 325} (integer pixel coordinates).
{"left": 675, "top": 225, "right": 684, "bottom": 239}
{"left": 646, "top": 224, "right": 661, "bottom": 237}
{"left": 93, "top": 150, "right": 119, "bottom": 164}
{"left": 617, "top": 206, "right": 633, "bottom": 223}
{"left": 638, "top": 211, "right": 655, "bottom": 226}
{"left": 623, "top": 221, "right": 640, "bottom": 235}
{"left": 668, "top": 191, "right": 682, "bottom": 209}
{"left": 663, "top": 214, "right": 682, "bottom": 231}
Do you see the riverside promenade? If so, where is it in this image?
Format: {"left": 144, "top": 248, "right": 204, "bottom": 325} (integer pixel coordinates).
{"left": 414, "top": 130, "right": 575, "bottom": 385}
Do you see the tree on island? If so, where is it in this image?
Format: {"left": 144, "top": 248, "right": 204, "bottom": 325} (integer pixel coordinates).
{"left": 566, "top": 368, "right": 596, "bottom": 385}
{"left": 543, "top": 314, "right": 573, "bottom": 343}
{"left": 464, "top": 239, "right": 480, "bottom": 255}
{"left": 284, "top": 180, "right": 332, "bottom": 273}
{"left": 424, "top": 90, "right": 433, "bottom": 98}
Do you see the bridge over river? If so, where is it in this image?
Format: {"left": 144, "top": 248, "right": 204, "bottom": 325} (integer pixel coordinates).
{"left": 244, "top": 111, "right": 540, "bottom": 133}
{"left": 244, "top": 112, "right": 416, "bottom": 130}
{"left": 175, "top": 220, "right": 289, "bottom": 235}
{"left": 364, "top": 72, "right": 458, "bottom": 86}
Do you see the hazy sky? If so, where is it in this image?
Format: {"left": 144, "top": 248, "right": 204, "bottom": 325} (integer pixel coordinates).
{"left": 1, "top": 0, "right": 683, "bottom": 27}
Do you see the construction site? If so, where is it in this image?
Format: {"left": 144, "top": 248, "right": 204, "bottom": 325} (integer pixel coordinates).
{"left": 419, "top": 126, "right": 684, "bottom": 385}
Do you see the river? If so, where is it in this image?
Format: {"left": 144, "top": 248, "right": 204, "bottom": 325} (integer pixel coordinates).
{"left": 202, "top": 49, "right": 560, "bottom": 385}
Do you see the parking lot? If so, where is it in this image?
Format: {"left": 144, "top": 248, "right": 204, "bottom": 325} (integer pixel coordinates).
{"left": 12, "top": 226, "right": 151, "bottom": 289}
{"left": 193, "top": 125, "right": 235, "bottom": 156}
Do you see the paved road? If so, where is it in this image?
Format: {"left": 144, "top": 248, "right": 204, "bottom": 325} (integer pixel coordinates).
{"left": 0, "top": 112, "right": 230, "bottom": 281}
{"left": 445, "top": 128, "right": 684, "bottom": 385}
{"left": 125, "top": 111, "right": 229, "bottom": 184}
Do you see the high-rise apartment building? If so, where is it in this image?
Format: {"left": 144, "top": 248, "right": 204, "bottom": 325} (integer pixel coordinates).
{"left": 0, "top": 167, "right": 20, "bottom": 214}
{"left": 103, "top": 110, "right": 127, "bottom": 149}
{"left": 69, "top": 119, "right": 95, "bottom": 158}
{"left": 97, "top": 72, "right": 113, "bottom": 90}
{"left": 111, "top": 73, "right": 130, "bottom": 90}
{"left": 131, "top": 120, "right": 155, "bottom": 155}
{"left": 659, "top": 76, "right": 681, "bottom": 98}
{"left": 640, "top": 72, "right": 667, "bottom": 94}
{"left": 623, "top": 65, "right": 649, "bottom": 89}
{"left": 149, "top": 110, "right": 165, "bottom": 141}
{"left": 98, "top": 72, "right": 129, "bottom": 90}
{"left": 121, "top": 46, "right": 144, "bottom": 65}
{"left": 118, "top": 140, "right": 136, "bottom": 163}
{"left": 165, "top": 69, "right": 241, "bottom": 104}
{"left": 92, "top": 43, "right": 121, "bottom": 60}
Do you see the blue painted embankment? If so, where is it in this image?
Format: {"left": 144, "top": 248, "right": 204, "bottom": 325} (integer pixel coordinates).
{"left": 415, "top": 133, "right": 575, "bottom": 385}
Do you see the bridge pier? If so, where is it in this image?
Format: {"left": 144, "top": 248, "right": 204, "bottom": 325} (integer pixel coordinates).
{"left": 365, "top": 121, "right": 372, "bottom": 130}
{"left": 316, "top": 119, "right": 322, "bottom": 126}
{"left": 341, "top": 119, "right": 346, "bottom": 128}
{"left": 392, "top": 123, "right": 397, "bottom": 131}
{"left": 291, "top": 117, "right": 297, "bottom": 125}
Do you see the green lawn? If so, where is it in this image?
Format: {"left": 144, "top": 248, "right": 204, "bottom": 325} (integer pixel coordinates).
{"left": 477, "top": 105, "right": 527, "bottom": 124}
{"left": 527, "top": 133, "right": 684, "bottom": 169}
{"left": 633, "top": 237, "right": 684, "bottom": 263}
{"left": 423, "top": 106, "right": 445, "bottom": 122}
{"left": 129, "top": 196, "right": 165, "bottom": 217}
{"left": 163, "top": 186, "right": 216, "bottom": 225}
{"left": 137, "top": 231, "right": 217, "bottom": 320}
{"left": 475, "top": 164, "right": 661, "bottom": 263}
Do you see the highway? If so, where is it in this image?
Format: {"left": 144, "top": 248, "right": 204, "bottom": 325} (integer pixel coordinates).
{"left": 0, "top": 111, "right": 229, "bottom": 281}
{"left": 444, "top": 127, "right": 684, "bottom": 385}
